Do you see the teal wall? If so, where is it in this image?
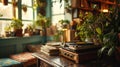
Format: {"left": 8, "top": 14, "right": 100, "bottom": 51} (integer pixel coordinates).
{"left": 0, "top": 35, "right": 45, "bottom": 58}
{"left": 46, "top": 0, "right": 52, "bottom": 18}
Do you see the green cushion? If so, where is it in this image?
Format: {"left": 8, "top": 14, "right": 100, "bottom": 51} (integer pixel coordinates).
{"left": 0, "top": 58, "right": 21, "bottom": 67}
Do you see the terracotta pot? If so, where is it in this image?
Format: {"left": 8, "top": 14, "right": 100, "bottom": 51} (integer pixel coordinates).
{"left": 15, "top": 29, "right": 23, "bottom": 37}
{"left": 5, "top": 31, "right": 10, "bottom": 37}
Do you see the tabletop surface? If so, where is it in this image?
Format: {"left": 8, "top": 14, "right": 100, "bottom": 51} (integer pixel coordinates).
{"left": 32, "top": 52, "right": 78, "bottom": 67}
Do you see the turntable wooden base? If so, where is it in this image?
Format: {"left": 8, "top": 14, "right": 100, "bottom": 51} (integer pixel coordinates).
{"left": 59, "top": 45, "right": 100, "bottom": 63}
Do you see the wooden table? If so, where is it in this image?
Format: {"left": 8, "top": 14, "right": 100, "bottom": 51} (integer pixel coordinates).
{"left": 32, "top": 52, "right": 77, "bottom": 67}
{"left": 32, "top": 52, "right": 120, "bottom": 67}
{"left": 32, "top": 52, "right": 101, "bottom": 67}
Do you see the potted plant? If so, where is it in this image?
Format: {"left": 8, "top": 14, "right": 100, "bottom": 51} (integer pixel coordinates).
{"left": 58, "top": 19, "right": 70, "bottom": 29}
{"left": 76, "top": 12, "right": 95, "bottom": 43}
{"left": 24, "top": 24, "right": 34, "bottom": 36}
{"left": 77, "top": 22, "right": 93, "bottom": 43}
{"left": 10, "top": 18, "right": 23, "bottom": 37}
{"left": 4, "top": 24, "right": 11, "bottom": 37}
{"left": 57, "top": 19, "right": 70, "bottom": 44}
{"left": 34, "top": 14, "right": 51, "bottom": 35}
{"left": 95, "top": 4, "right": 120, "bottom": 61}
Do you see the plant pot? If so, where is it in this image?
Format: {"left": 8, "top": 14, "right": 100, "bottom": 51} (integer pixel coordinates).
{"left": 5, "top": 31, "right": 10, "bottom": 37}
{"left": 33, "top": 29, "right": 40, "bottom": 35}
{"left": 24, "top": 28, "right": 33, "bottom": 36}
{"left": 14, "top": 29, "right": 23, "bottom": 37}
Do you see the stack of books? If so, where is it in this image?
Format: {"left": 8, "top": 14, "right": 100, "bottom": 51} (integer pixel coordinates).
{"left": 41, "top": 45, "right": 59, "bottom": 56}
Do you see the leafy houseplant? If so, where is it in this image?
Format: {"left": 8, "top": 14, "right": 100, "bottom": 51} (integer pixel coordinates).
{"left": 11, "top": 18, "right": 23, "bottom": 29}
{"left": 10, "top": 18, "right": 23, "bottom": 37}
{"left": 58, "top": 19, "right": 70, "bottom": 29}
{"left": 77, "top": 22, "right": 93, "bottom": 42}
{"left": 24, "top": 24, "right": 35, "bottom": 36}
{"left": 76, "top": 2, "right": 120, "bottom": 59}
{"left": 34, "top": 14, "right": 51, "bottom": 35}
{"left": 77, "top": 12, "right": 95, "bottom": 42}
{"left": 4, "top": 24, "right": 11, "bottom": 37}
{"left": 35, "top": 14, "right": 50, "bottom": 28}
{"left": 94, "top": 4, "right": 120, "bottom": 61}
{"left": 57, "top": 19, "right": 70, "bottom": 43}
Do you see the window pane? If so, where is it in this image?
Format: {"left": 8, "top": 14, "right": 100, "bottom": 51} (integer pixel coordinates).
{"left": 22, "top": 8, "right": 33, "bottom": 20}
{"left": 34, "top": 10, "right": 37, "bottom": 20}
{"left": 22, "top": 0, "right": 32, "bottom": 6}
{"left": 0, "top": 20, "right": 11, "bottom": 36}
{"left": 52, "top": 1, "right": 64, "bottom": 14}
{"left": 8, "top": 0, "right": 12, "bottom": 2}
{"left": 52, "top": 15, "right": 64, "bottom": 25}
{"left": 52, "top": 0, "right": 65, "bottom": 25}
{"left": 0, "top": 3, "right": 13, "bottom": 18}
{"left": 52, "top": 0, "right": 56, "bottom": 1}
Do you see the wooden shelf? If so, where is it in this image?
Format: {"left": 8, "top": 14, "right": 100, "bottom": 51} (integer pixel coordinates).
{"left": 88, "top": 0, "right": 115, "bottom": 5}
{"left": 105, "top": 1, "right": 115, "bottom": 5}
{"left": 79, "top": 8, "right": 93, "bottom": 11}
{"left": 71, "top": 0, "right": 118, "bottom": 19}
{"left": 87, "top": 0, "right": 102, "bottom": 3}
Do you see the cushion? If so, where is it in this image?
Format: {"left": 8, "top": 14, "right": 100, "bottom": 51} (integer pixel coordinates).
{"left": 10, "top": 52, "right": 37, "bottom": 67}
{"left": 0, "top": 58, "right": 21, "bottom": 67}
{"left": 10, "top": 52, "right": 36, "bottom": 63}
{"left": 27, "top": 45, "right": 42, "bottom": 52}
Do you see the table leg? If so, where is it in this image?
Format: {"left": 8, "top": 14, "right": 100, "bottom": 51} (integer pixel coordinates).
{"left": 37, "top": 58, "right": 40, "bottom": 67}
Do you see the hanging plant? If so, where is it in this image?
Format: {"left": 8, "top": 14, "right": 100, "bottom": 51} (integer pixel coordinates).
{"left": 22, "top": 4, "right": 27, "bottom": 12}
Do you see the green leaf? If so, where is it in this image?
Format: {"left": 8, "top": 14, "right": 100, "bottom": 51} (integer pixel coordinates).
{"left": 106, "top": 22, "right": 109, "bottom": 26}
{"left": 108, "top": 46, "right": 115, "bottom": 56}
{"left": 101, "top": 46, "right": 108, "bottom": 52}
{"left": 98, "top": 46, "right": 106, "bottom": 57}
{"left": 98, "top": 45, "right": 108, "bottom": 56}
{"left": 96, "top": 27, "right": 102, "bottom": 35}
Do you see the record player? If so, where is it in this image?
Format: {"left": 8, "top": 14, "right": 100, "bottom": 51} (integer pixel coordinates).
{"left": 59, "top": 42, "right": 101, "bottom": 63}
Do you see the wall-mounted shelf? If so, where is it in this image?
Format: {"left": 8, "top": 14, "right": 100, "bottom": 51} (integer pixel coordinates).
{"left": 71, "top": 0, "right": 119, "bottom": 19}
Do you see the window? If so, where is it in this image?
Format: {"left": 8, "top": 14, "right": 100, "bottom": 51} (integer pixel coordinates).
{"left": 51, "top": 0, "right": 65, "bottom": 25}
{"left": 0, "top": 0, "right": 36, "bottom": 36}
{"left": 0, "top": 1, "right": 13, "bottom": 36}
{"left": 0, "top": 3, "right": 13, "bottom": 18}
{"left": 21, "top": 0, "right": 36, "bottom": 33}
{"left": 22, "top": 0, "right": 34, "bottom": 20}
